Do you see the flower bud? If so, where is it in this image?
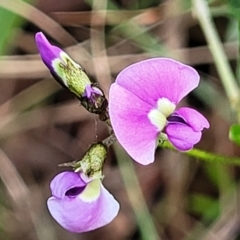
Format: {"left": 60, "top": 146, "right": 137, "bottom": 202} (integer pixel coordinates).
{"left": 35, "top": 32, "right": 108, "bottom": 120}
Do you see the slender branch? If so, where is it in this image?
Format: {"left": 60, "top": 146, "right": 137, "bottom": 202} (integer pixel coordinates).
{"left": 161, "top": 141, "right": 240, "bottom": 166}
{"left": 102, "top": 133, "right": 117, "bottom": 147}
{"left": 192, "top": 0, "right": 240, "bottom": 111}
{"left": 115, "top": 145, "right": 160, "bottom": 240}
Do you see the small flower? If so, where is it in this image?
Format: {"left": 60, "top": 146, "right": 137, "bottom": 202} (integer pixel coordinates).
{"left": 109, "top": 58, "right": 209, "bottom": 165}
{"left": 47, "top": 171, "right": 120, "bottom": 232}
{"left": 35, "top": 32, "right": 108, "bottom": 118}
{"left": 35, "top": 32, "right": 91, "bottom": 97}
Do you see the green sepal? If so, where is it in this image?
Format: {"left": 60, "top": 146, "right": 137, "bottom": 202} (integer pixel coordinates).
{"left": 61, "top": 142, "right": 107, "bottom": 178}
{"left": 157, "top": 132, "right": 168, "bottom": 145}
{"left": 52, "top": 52, "right": 91, "bottom": 98}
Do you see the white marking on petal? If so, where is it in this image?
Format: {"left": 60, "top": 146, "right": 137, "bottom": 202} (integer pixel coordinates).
{"left": 148, "top": 109, "right": 167, "bottom": 132}
{"left": 52, "top": 58, "right": 68, "bottom": 86}
{"left": 59, "top": 52, "right": 81, "bottom": 69}
{"left": 157, "top": 97, "right": 176, "bottom": 117}
{"left": 79, "top": 179, "right": 101, "bottom": 202}
{"left": 148, "top": 98, "right": 176, "bottom": 131}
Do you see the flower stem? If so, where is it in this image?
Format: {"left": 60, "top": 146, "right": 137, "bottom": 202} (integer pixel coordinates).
{"left": 161, "top": 141, "right": 240, "bottom": 166}
{"left": 102, "top": 133, "right": 117, "bottom": 147}
{"left": 115, "top": 145, "right": 160, "bottom": 240}
{"left": 192, "top": 0, "right": 240, "bottom": 111}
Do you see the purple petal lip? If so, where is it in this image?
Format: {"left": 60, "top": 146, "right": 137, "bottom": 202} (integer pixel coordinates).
{"left": 49, "top": 171, "right": 86, "bottom": 199}
{"left": 167, "top": 114, "right": 186, "bottom": 125}
{"left": 47, "top": 171, "right": 120, "bottom": 233}
{"left": 165, "top": 123, "right": 202, "bottom": 151}
{"left": 174, "top": 107, "right": 210, "bottom": 131}
{"left": 35, "top": 32, "right": 63, "bottom": 72}
{"left": 166, "top": 107, "right": 209, "bottom": 151}
{"left": 83, "top": 84, "right": 103, "bottom": 99}
{"left": 65, "top": 186, "right": 85, "bottom": 197}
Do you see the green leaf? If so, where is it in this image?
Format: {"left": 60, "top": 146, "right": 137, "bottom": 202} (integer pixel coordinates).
{"left": 0, "top": 7, "right": 21, "bottom": 55}
{"left": 229, "top": 124, "right": 240, "bottom": 145}
{"left": 0, "top": 0, "right": 33, "bottom": 55}
{"left": 188, "top": 193, "right": 219, "bottom": 222}
{"left": 226, "top": 0, "right": 240, "bottom": 19}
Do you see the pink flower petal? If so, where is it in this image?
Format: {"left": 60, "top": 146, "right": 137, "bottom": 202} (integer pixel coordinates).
{"left": 109, "top": 83, "right": 158, "bottom": 165}
{"left": 175, "top": 107, "right": 210, "bottom": 131}
{"left": 47, "top": 171, "right": 119, "bottom": 232}
{"left": 115, "top": 58, "right": 199, "bottom": 106}
{"left": 165, "top": 124, "right": 202, "bottom": 151}
{"left": 35, "top": 32, "right": 62, "bottom": 72}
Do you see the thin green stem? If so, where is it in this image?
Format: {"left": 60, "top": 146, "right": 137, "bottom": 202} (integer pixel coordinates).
{"left": 237, "top": 19, "right": 240, "bottom": 84}
{"left": 115, "top": 145, "right": 160, "bottom": 240}
{"left": 161, "top": 141, "right": 240, "bottom": 166}
{"left": 192, "top": 0, "right": 240, "bottom": 111}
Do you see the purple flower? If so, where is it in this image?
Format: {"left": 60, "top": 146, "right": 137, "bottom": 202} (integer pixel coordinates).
{"left": 35, "top": 32, "right": 108, "bottom": 117}
{"left": 109, "top": 58, "right": 209, "bottom": 165}
{"left": 47, "top": 171, "right": 119, "bottom": 232}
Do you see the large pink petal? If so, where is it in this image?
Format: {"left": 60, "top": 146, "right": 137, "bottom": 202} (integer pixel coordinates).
{"left": 165, "top": 124, "right": 202, "bottom": 151}
{"left": 175, "top": 107, "right": 210, "bottom": 131}
{"left": 47, "top": 172, "right": 119, "bottom": 232}
{"left": 109, "top": 83, "right": 158, "bottom": 165}
{"left": 115, "top": 58, "right": 199, "bottom": 106}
